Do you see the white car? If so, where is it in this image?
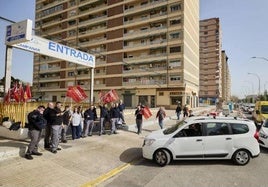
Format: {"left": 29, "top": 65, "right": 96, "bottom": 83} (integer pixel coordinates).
{"left": 258, "top": 119, "right": 268, "bottom": 148}
{"left": 142, "top": 116, "right": 260, "bottom": 166}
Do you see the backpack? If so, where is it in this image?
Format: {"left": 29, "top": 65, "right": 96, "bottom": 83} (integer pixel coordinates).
{"left": 9, "top": 122, "right": 21, "bottom": 131}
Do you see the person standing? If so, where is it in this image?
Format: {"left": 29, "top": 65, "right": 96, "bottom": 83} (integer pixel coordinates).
{"left": 83, "top": 105, "right": 95, "bottom": 137}
{"left": 135, "top": 105, "right": 143, "bottom": 135}
{"left": 71, "top": 107, "right": 82, "bottom": 140}
{"left": 118, "top": 100, "right": 126, "bottom": 124}
{"left": 99, "top": 104, "right": 108, "bottom": 135}
{"left": 61, "top": 105, "right": 72, "bottom": 143}
{"left": 156, "top": 106, "right": 166, "bottom": 129}
{"left": 109, "top": 103, "right": 120, "bottom": 134}
{"left": 43, "top": 102, "right": 55, "bottom": 149}
{"left": 50, "top": 101, "right": 64, "bottom": 154}
{"left": 25, "top": 105, "right": 46, "bottom": 160}
{"left": 188, "top": 110, "right": 195, "bottom": 117}
{"left": 175, "top": 104, "right": 182, "bottom": 120}
{"left": 183, "top": 104, "right": 189, "bottom": 118}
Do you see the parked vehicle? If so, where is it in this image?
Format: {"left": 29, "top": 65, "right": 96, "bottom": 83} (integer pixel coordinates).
{"left": 142, "top": 116, "right": 260, "bottom": 166}
{"left": 247, "top": 104, "right": 255, "bottom": 114}
{"left": 258, "top": 119, "right": 268, "bottom": 148}
{"left": 252, "top": 101, "right": 268, "bottom": 127}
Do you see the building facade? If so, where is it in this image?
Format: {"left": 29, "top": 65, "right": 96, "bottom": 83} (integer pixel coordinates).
{"left": 221, "top": 50, "right": 231, "bottom": 102}
{"left": 34, "top": 0, "right": 199, "bottom": 108}
{"left": 199, "top": 18, "right": 222, "bottom": 105}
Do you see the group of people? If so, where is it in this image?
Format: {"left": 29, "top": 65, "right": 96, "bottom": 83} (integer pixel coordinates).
{"left": 25, "top": 100, "right": 126, "bottom": 160}
{"left": 25, "top": 101, "right": 194, "bottom": 160}
{"left": 175, "top": 103, "right": 194, "bottom": 120}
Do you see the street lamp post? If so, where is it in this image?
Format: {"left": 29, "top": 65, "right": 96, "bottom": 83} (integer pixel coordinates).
{"left": 248, "top": 72, "right": 261, "bottom": 96}
{"left": 251, "top": 56, "right": 268, "bottom": 62}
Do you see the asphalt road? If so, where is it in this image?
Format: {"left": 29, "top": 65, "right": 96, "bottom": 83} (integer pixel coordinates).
{"left": 98, "top": 110, "right": 268, "bottom": 187}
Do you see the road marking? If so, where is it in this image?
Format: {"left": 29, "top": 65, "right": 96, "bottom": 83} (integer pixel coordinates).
{"left": 81, "top": 160, "right": 139, "bottom": 187}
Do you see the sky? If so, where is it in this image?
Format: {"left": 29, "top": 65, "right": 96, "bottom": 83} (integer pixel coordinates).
{"left": 0, "top": 0, "right": 268, "bottom": 99}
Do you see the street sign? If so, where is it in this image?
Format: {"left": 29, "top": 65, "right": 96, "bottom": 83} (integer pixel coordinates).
{"left": 5, "top": 19, "right": 32, "bottom": 45}
{"left": 13, "top": 35, "right": 95, "bottom": 68}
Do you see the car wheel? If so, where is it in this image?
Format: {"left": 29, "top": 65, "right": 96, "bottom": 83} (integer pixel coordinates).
{"left": 232, "top": 149, "right": 250, "bottom": 165}
{"left": 154, "top": 149, "right": 171, "bottom": 167}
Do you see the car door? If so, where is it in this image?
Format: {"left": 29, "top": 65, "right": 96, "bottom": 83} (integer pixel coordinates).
{"left": 170, "top": 123, "right": 204, "bottom": 159}
{"left": 203, "top": 122, "right": 233, "bottom": 158}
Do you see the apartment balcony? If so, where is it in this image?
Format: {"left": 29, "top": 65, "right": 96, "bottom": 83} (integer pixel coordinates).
{"left": 36, "top": 0, "right": 65, "bottom": 13}
{"left": 124, "top": 26, "right": 167, "bottom": 39}
{"left": 39, "top": 76, "right": 61, "bottom": 82}
{"left": 40, "top": 18, "right": 62, "bottom": 28}
{"left": 79, "top": 37, "right": 106, "bottom": 47}
{"left": 79, "top": 15, "right": 108, "bottom": 27}
{"left": 123, "top": 53, "right": 167, "bottom": 64}
{"left": 94, "top": 84, "right": 107, "bottom": 88}
{"left": 123, "top": 66, "right": 166, "bottom": 74}
{"left": 78, "top": 3, "right": 106, "bottom": 15}
{"left": 122, "top": 79, "right": 166, "bottom": 86}
{"left": 39, "top": 66, "right": 61, "bottom": 72}
{"left": 124, "top": 0, "right": 167, "bottom": 16}
{"left": 78, "top": 26, "right": 107, "bottom": 37}
{"left": 124, "top": 39, "right": 167, "bottom": 51}
{"left": 124, "top": 12, "right": 167, "bottom": 27}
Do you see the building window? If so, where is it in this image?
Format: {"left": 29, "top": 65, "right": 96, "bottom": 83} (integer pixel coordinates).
{"left": 170, "top": 46, "right": 181, "bottom": 53}
{"left": 170, "top": 32, "right": 180, "bottom": 39}
{"left": 204, "top": 31, "right": 208, "bottom": 35}
{"left": 159, "top": 92, "right": 164, "bottom": 96}
{"left": 170, "top": 76, "right": 181, "bottom": 81}
{"left": 68, "top": 20, "right": 76, "bottom": 26}
{"left": 141, "top": 1, "right": 148, "bottom": 6}
{"left": 170, "top": 19, "right": 181, "bottom": 25}
{"left": 170, "top": 4, "right": 181, "bottom": 12}
{"left": 169, "top": 59, "right": 181, "bottom": 67}
{"left": 68, "top": 72, "right": 74, "bottom": 77}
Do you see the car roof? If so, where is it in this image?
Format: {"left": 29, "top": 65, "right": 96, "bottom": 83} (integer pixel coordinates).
{"left": 184, "top": 115, "right": 252, "bottom": 123}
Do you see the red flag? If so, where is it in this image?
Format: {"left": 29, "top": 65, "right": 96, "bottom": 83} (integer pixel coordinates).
{"left": 13, "top": 83, "right": 24, "bottom": 102}
{"left": 142, "top": 106, "right": 152, "bottom": 119}
{"left": 66, "top": 86, "right": 88, "bottom": 103}
{"left": 102, "top": 89, "right": 119, "bottom": 104}
{"left": 98, "top": 91, "right": 105, "bottom": 103}
{"left": 24, "top": 84, "right": 32, "bottom": 101}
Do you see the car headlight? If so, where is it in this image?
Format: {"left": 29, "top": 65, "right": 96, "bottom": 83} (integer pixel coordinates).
{"left": 144, "top": 139, "right": 156, "bottom": 146}
{"left": 259, "top": 132, "right": 268, "bottom": 139}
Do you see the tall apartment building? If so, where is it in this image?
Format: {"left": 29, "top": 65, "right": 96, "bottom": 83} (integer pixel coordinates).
{"left": 199, "top": 18, "right": 222, "bottom": 105}
{"left": 33, "top": 0, "right": 199, "bottom": 108}
{"left": 221, "top": 50, "right": 231, "bottom": 102}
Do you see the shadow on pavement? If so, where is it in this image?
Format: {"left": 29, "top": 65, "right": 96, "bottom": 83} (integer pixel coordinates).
{"left": 0, "top": 140, "right": 28, "bottom": 158}
{"left": 119, "top": 147, "right": 143, "bottom": 163}
{"left": 260, "top": 146, "right": 268, "bottom": 154}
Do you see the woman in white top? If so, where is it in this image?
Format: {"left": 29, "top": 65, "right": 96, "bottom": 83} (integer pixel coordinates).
{"left": 71, "top": 107, "right": 82, "bottom": 140}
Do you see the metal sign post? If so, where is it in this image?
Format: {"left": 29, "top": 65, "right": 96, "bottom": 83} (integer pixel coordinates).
{"left": 4, "top": 19, "right": 96, "bottom": 101}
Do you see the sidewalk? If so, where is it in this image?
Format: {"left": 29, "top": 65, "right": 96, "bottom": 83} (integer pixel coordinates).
{"left": 0, "top": 106, "right": 216, "bottom": 187}
{"left": 0, "top": 106, "right": 214, "bottom": 162}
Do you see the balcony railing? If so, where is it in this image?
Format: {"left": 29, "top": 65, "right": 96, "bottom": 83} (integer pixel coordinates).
{"left": 122, "top": 79, "right": 166, "bottom": 86}
{"left": 124, "top": 0, "right": 167, "bottom": 14}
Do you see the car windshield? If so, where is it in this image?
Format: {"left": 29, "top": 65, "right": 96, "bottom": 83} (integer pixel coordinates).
{"left": 261, "top": 105, "right": 268, "bottom": 114}
{"left": 163, "top": 120, "right": 186, "bottom": 135}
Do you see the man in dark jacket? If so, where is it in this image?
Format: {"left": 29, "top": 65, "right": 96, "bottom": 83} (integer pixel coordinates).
{"left": 25, "top": 105, "right": 46, "bottom": 160}
{"left": 99, "top": 104, "right": 108, "bottom": 135}
{"left": 61, "top": 105, "right": 72, "bottom": 143}
{"left": 50, "top": 101, "right": 64, "bottom": 153}
{"left": 109, "top": 103, "right": 120, "bottom": 134}
{"left": 43, "top": 102, "right": 55, "bottom": 149}
{"left": 82, "top": 105, "right": 95, "bottom": 137}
